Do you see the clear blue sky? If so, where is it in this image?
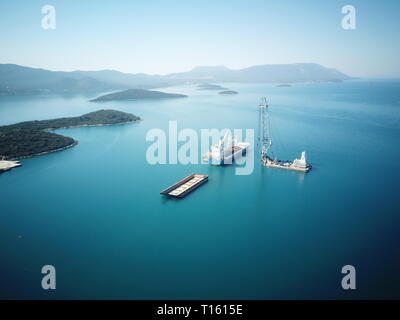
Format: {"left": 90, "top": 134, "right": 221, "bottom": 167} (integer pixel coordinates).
{"left": 0, "top": 0, "right": 399, "bottom": 77}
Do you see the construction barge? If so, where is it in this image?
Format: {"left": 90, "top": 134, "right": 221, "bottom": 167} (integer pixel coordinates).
{"left": 160, "top": 174, "right": 208, "bottom": 198}
{"left": 263, "top": 153, "right": 311, "bottom": 172}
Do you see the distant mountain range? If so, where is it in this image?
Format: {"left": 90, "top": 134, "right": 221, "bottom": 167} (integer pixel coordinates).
{"left": 175, "top": 64, "right": 352, "bottom": 83}
{"left": 0, "top": 63, "right": 352, "bottom": 95}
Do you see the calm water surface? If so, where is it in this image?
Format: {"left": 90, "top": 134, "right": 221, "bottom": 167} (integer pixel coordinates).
{"left": 1, "top": 80, "right": 399, "bottom": 299}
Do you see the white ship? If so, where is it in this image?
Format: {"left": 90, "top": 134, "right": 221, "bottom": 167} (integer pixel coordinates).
{"left": 203, "top": 133, "right": 249, "bottom": 166}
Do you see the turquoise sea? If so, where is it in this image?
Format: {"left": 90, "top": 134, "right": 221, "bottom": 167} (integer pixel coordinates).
{"left": 1, "top": 80, "right": 399, "bottom": 299}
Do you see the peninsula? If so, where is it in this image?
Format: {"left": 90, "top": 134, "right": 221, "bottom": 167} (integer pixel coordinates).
{"left": 90, "top": 88, "right": 187, "bottom": 102}
{"left": 0, "top": 110, "right": 141, "bottom": 161}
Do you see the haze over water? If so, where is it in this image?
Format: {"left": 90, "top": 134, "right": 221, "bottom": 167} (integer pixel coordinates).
{"left": 1, "top": 79, "right": 399, "bottom": 299}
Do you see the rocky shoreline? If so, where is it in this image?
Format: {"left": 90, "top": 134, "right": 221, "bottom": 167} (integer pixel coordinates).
{"left": 44, "top": 118, "right": 143, "bottom": 131}
{"left": 9, "top": 141, "right": 79, "bottom": 161}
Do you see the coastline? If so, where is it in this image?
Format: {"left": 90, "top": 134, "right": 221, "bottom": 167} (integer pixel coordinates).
{"left": 9, "top": 140, "right": 79, "bottom": 161}
{"left": 6, "top": 118, "right": 143, "bottom": 161}
{"left": 43, "top": 118, "right": 143, "bottom": 131}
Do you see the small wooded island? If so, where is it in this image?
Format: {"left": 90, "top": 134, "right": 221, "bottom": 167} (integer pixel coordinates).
{"left": 0, "top": 110, "right": 141, "bottom": 160}
{"left": 90, "top": 88, "right": 187, "bottom": 102}
{"left": 197, "top": 84, "right": 228, "bottom": 91}
{"left": 219, "top": 90, "right": 238, "bottom": 95}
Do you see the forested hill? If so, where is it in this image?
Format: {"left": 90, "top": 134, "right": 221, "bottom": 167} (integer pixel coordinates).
{"left": 0, "top": 110, "right": 140, "bottom": 160}
{"left": 90, "top": 88, "right": 187, "bottom": 102}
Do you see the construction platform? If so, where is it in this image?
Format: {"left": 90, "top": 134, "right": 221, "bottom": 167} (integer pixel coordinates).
{"left": 0, "top": 160, "right": 21, "bottom": 173}
{"left": 263, "top": 158, "right": 312, "bottom": 172}
{"left": 160, "top": 174, "right": 208, "bottom": 198}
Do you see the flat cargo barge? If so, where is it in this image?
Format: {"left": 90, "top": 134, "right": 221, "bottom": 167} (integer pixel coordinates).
{"left": 160, "top": 174, "right": 208, "bottom": 198}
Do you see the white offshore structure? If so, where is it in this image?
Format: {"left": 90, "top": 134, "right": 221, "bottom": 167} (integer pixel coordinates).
{"left": 0, "top": 159, "right": 21, "bottom": 173}
{"left": 258, "top": 97, "right": 311, "bottom": 172}
{"left": 203, "top": 133, "right": 249, "bottom": 166}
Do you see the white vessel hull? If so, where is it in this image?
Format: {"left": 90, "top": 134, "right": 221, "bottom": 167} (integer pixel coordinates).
{"left": 204, "top": 143, "right": 249, "bottom": 166}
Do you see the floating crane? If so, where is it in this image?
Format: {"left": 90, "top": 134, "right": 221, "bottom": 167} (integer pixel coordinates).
{"left": 258, "top": 97, "right": 312, "bottom": 172}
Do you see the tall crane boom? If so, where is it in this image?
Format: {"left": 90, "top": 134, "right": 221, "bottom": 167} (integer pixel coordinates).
{"left": 258, "top": 97, "right": 272, "bottom": 162}
{"left": 258, "top": 97, "right": 312, "bottom": 172}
